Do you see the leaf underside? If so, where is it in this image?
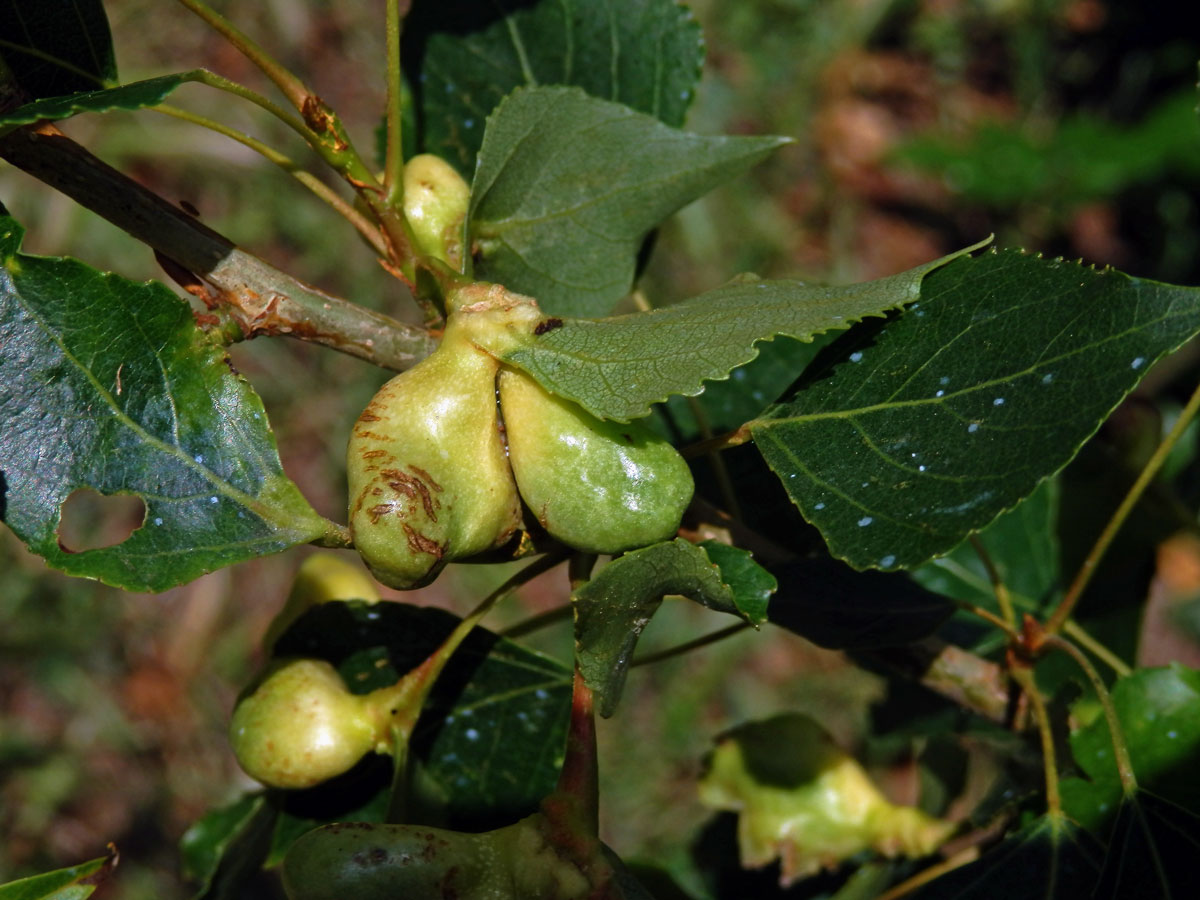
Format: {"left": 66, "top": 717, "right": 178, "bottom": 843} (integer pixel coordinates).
{"left": 501, "top": 239, "right": 989, "bottom": 420}
{"left": 470, "top": 85, "right": 789, "bottom": 318}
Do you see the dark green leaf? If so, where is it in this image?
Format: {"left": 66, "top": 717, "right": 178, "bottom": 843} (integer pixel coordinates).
{"left": 654, "top": 335, "right": 830, "bottom": 442}
{"left": 908, "top": 816, "right": 1101, "bottom": 899}
{"left": 698, "top": 540, "right": 775, "bottom": 626}
{"left": 1092, "top": 791, "right": 1200, "bottom": 899}
{"left": 499, "top": 240, "right": 987, "bottom": 420}
{"left": 574, "top": 538, "right": 765, "bottom": 716}
{"left": 911, "top": 478, "right": 1060, "bottom": 620}
{"left": 470, "top": 86, "right": 789, "bottom": 318}
{"left": 0, "top": 0, "right": 115, "bottom": 99}
{"left": 1060, "top": 664, "right": 1200, "bottom": 830}
{"left": 180, "top": 794, "right": 276, "bottom": 900}
{"left": 0, "top": 848, "right": 116, "bottom": 900}
{"left": 270, "top": 600, "right": 572, "bottom": 838}
{"left": 0, "top": 216, "right": 328, "bottom": 591}
{"left": 403, "top": 0, "right": 704, "bottom": 175}
{"left": 767, "top": 556, "right": 956, "bottom": 649}
{"left": 0, "top": 72, "right": 195, "bottom": 126}
{"left": 752, "top": 250, "right": 1200, "bottom": 571}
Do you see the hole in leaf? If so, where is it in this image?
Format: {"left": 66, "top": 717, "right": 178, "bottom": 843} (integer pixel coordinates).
{"left": 57, "top": 489, "right": 146, "bottom": 552}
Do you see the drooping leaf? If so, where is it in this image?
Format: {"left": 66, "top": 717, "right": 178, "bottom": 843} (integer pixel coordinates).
{"left": 0, "top": 847, "right": 117, "bottom": 900}
{"left": 696, "top": 714, "right": 954, "bottom": 886}
{"left": 0, "top": 0, "right": 115, "bottom": 99}
{"left": 470, "top": 86, "right": 789, "bottom": 318}
{"left": 179, "top": 794, "right": 275, "bottom": 900}
{"left": 0, "top": 72, "right": 196, "bottom": 126}
{"left": 271, "top": 600, "right": 572, "bottom": 835}
{"left": 403, "top": 0, "right": 704, "bottom": 175}
{"left": 767, "top": 556, "right": 955, "bottom": 650}
{"left": 0, "top": 216, "right": 328, "bottom": 591}
{"left": 499, "top": 239, "right": 988, "bottom": 420}
{"left": 574, "top": 538, "right": 773, "bottom": 716}
{"left": 1092, "top": 791, "right": 1200, "bottom": 899}
{"left": 1060, "top": 664, "right": 1200, "bottom": 830}
{"left": 907, "top": 815, "right": 1102, "bottom": 899}
{"left": 752, "top": 249, "right": 1200, "bottom": 571}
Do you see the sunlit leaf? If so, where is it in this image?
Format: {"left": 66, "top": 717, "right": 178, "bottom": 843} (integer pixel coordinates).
{"left": 752, "top": 250, "right": 1200, "bottom": 571}
{"left": 501, "top": 241, "right": 987, "bottom": 420}
{"left": 470, "top": 86, "right": 788, "bottom": 317}
{"left": 0, "top": 216, "right": 329, "bottom": 591}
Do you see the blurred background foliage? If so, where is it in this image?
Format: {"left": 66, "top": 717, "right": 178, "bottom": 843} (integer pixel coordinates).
{"left": 2, "top": 0, "right": 1199, "bottom": 897}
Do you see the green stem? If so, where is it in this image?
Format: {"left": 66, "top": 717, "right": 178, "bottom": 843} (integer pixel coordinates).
{"left": 968, "top": 535, "right": 1017, "bottom": 628}
{"left": 1044, "top": 634, "right": 1138, "bottom": 796}
{"left": 1011, "top": 664, "right": 1062, "bottom": 819}
{"left": 175, "top": 0, "right": 309, "bottom": 111}
{"left": 1047, "top": 378, "right": 1200, "bottom": 635}
{"left": 1063, "top": 620, "right": 1132, "bottom": 677}
{"left": 951, "top": 597, "right": 1020, "bottom": 639}
{"left": 382, "top": 552, "right": 567, "bottom": 821}
{"left": 186, "top": 70, "right": 312, "bottom": 143}
{"left": 151, "top": 105, "right": 388, "bottom": 256}
{"left": 630, "top": 622, "right": 750, "bottom": 668}
{"left": 383, "top": 0, "right": 412, "bottom": 210}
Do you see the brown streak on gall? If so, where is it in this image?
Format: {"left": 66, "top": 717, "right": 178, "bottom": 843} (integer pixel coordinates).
{"left": 402, "top": 524, "right": 444, "bottom": 558}
{"left": 534, "top": 317, "right": 564, "bottom": 335}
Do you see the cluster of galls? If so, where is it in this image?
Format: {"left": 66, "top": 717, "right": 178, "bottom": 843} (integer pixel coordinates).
{"left": 346, "top": 156, "right": 694, "bottom": 590}
{"left": 231, "top": 155, "right": 694, "bottom": 792}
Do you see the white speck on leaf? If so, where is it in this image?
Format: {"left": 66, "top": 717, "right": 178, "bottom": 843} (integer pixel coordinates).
{"left": 1042, "top": 373, "right": 1054, "bottom": 384}
{"left": 849, "top": 351, "right": 863, "bottom": 362}
{"left": 968, "top": 423, "right": 980, "bottom": 433}
{"left": 814, "top": 502, "right": 826, "bottom": 510}
{"left": 154, "top": 517, "right": 163, "bottom": 526}
{"left": 858, "top": 516, "right": 873, "bottom": 527}
{"left": 1131, "top": 357, "right": 1145, "bottom": 370}
{"left": 993, "top": 397, "right": 1005, "bottom": 406}
{"left": 935, "top": 390, "right": 944, "bottom": 397}
{"left": 880, "top": 555, "right": 896, "bottom": 567}
{"left": 465, "top": 728, "right": 479, "bottom": 741}
{"left": 209, "top": 496, "right": 218, "bottom": 504}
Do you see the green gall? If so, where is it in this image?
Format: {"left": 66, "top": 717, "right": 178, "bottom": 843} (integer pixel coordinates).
{"left": 499, "top": 367, "right": 694, "bottom": 554}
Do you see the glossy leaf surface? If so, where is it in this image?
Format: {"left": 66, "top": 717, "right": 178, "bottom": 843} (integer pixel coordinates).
{"left": 1060, "top": 664, "right": 1200, "bottom": 830}
{"left": 753, "top": 250, "right": 1200, "bottom": 570}
{"left": 0, "top": 217, "right": 328, "bottom": 590}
